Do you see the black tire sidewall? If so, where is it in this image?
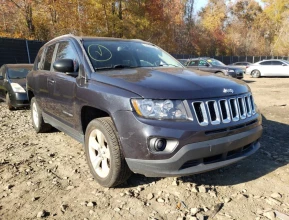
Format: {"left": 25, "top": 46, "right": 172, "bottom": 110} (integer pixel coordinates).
{"left": 84, "top": 119, "right": 121, "bottom": 187}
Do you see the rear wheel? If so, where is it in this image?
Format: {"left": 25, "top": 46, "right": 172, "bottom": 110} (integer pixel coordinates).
{"left": 31, "top": 97, "right": 51, "bottom": 133}
{"left": 6, "top": 93, "right": 13, "bottom": 110}
{"left": 84, "top": 117, "right": 131, "bottom": 188}
{"left": 251, "top": 69, "right": 261, "bottom": 78}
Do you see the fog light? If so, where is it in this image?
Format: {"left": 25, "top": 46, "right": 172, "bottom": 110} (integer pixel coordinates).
{"left": 150, "top": 138, "right": 167, "bottom": 152}
{"left": 149, "top": 138, "right": 178, "bottom": 153}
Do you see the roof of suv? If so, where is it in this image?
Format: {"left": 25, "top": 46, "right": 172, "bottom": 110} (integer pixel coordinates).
{"left": 46, "top": 34, "right": 150, "bottom": 45}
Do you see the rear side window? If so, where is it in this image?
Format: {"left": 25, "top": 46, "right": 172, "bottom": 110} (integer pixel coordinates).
{"left": 199, "top": 60, "right": 208, "bottom": 66}
{"left": 34, "top": 48, "right": 44, "bottom": 70}
{"left": 259, "top": 61, "right": 271, "bottom": 65}
{"left": 43, "top": 44, "right": 56, "bottom": 71}
{"left": 271, "top": 61, "right": 283, "bottom": 65}
{"left": 0, "top": 66, "right": 4, "bottom": 78}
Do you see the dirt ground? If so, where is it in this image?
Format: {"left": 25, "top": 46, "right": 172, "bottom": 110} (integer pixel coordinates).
{"left": 0, "top": 74, "right": 288, "bottom": 220}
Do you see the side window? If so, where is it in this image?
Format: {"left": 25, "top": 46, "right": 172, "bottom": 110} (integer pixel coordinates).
{"left": 198, "top": 60, "right": 208, "bottom": 66}
{"left": 188, "top": 60, "right": 198, "bottom": 66}
{"left": 272, "top": 61, "right": 283, "bottom": 65}
{"left": 259, "top": 61, "right": 271, "bottom": 65}
{"left": 35, "top": 48, "right": 44, "bottom": 70}
{"left": 43, "top": 44, "right": 56, "bottom": 71}
{"left": 0, "top": 66, "right": 4, "bottom": 77}
{"left": 56, "top": 41, "right": 79, "bottom": 72}
{"left": 0, "top": 66, "right": 4, "bottom": 79}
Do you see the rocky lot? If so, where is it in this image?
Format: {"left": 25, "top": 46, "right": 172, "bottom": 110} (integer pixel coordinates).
{"left": 0, "top": 74, "right": 289, "bottom": 220}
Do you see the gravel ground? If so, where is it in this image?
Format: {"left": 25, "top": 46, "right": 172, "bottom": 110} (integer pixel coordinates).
{"left": 0, "top": 74, "right": 288, "bottom": 220}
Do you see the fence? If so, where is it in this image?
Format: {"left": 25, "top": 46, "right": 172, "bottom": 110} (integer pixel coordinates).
{"left": 1, "top": 37, "right": 289, "bottom": 66}
{"left": 0, "top": 37, "right": 45, "bottom": 67}
{"left": 172, "top": 54, "right": 289, "bottom": 65}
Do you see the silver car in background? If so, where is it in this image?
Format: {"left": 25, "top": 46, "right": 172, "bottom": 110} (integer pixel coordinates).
{"left": 228, "top": 62, "right": 252, "bottom": 71}
{"left": 246, "top": 59, "right": 289, "bottom": 78}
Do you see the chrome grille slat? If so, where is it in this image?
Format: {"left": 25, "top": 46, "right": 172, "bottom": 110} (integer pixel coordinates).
{"left": 191, "top": 93, "right": 256, "bottom": 126}
{"left": 238, "top": 97, "right": 246, "bottom": 119}
{"left": 229, "top": 98, "right": 239, "bottom": 121}
{"left": 250, "top": 95, "right": 256, "bottom": 115}
{"left": 244, "top": 95, "right": 252, "bottom": 117}
{"left": 219, "top": 99, "right": 231, "bottom": 123}
{"left": 206, "top": 101, "right": 221, "bottom": 125}
{"left": 193, "top": 102, "right": 209, "bottom": 126}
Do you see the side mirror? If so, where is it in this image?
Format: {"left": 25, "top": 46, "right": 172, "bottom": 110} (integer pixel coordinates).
{"left": 53, "top": 59, "right": 76, "bottom": 75}
{"left": 282, "top": 64, "right": 286, "bottom": 66}
{"left": 205, "top": 63, "right": 210, "bottom": 67}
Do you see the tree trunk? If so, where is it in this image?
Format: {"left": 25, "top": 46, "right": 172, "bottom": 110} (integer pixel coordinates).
{"left": 25, "top": 3, "right": 35, "bottom": 37}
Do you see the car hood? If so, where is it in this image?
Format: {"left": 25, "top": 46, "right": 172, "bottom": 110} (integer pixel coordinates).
{"left": 9, "top": 78, "right": 26, "bottom": 88}
{"left": 91, "top": 67, "right": 249, "bottom": 99}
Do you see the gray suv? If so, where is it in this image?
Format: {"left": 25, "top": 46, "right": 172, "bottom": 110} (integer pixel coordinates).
{"left": 186, "top": 57, "right": 244, "bottom": 79}
{"left": 26, "top": 35, "right": 262, "bottom": 187}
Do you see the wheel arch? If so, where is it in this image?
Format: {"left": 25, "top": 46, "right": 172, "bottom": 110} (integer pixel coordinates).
{"left": 27, "top": 90, "right": 34, "bottom": 102}
{"left": 81, "top": 106, "right": 111, "bottom": 135}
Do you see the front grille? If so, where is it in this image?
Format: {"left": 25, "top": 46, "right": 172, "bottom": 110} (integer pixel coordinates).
{"left": 191, "top": 93, "right": 256, "bottom": 126}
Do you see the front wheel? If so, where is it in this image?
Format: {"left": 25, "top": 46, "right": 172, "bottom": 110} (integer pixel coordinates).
{"left": 31, "top": 97, "right": 51, "bottom": 133}
{"left": 216, "top": 71, "right": 225, "bottom": 77}
{"left": 251, "top": 69, "right": 261, "bottom": 78}
{"left": 84, "top": 117, "right": 131, "bottom": 188}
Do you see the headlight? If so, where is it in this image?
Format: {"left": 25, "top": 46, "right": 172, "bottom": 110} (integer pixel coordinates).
{"left": 228, "top": 69, "right": 235, "bottom": 73}
{"left": 131, "top": 99, "right": 188, "bottom": 120}
{"left": 11, "top": 83, "right": 26, "bottom": 93}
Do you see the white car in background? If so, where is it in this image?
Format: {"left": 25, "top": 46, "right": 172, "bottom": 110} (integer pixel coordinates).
{"left": 246, "top": 59, "right": 289, "bottom": 78}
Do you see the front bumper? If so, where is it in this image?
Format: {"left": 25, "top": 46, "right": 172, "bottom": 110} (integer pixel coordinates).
{"left": 228, "top": 71, "right": 243, "bottom": 79}
{"left": 10, "top": 92, "right": 29, "bottom": 107}
{"left": 126, "top": 125, "right": 262, "bottom": 177}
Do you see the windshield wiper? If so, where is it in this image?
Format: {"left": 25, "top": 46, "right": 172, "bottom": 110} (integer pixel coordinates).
{"left": 113, "top": 64, "right": 137, "bottom": 69}
{"left": 95, "top": 65, "right": 138, "bottom": 70}
{"left": 159, "top": 64, "right": 179, "bottom": 67}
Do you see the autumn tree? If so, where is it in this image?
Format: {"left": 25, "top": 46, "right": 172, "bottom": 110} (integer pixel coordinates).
{"left": 262, "top": 0, "right": 289, "bottom": 55}
{"left": 196, "top": 0, "right": 227, "bottom": 56}
{"left": 226, "top": 0, "right": 263, "bottom": 55}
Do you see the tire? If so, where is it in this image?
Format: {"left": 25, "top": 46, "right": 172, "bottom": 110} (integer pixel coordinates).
{"left": 6, "top": 93, "right": 14, "bottom": 110}
{"left": 216, "top": 71, "right": 225, "bottom": 76}
{"left": 84, "top": 117, "right": 131, "bottom": 188}
{"left": 251, "top": 69, "right": 261, "bottom": 78}
{"left": 31, "top": 97, "right": 51, "bottom": 133}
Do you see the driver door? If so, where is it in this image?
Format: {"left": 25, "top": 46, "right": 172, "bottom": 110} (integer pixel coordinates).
{"left": 198, "top": 60, "right": 212, "bottom": 72}
{"left": 49, "top": 41, "right": 80, "bottom": 127}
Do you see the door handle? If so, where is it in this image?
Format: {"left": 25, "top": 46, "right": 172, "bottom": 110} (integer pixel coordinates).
{"left": 47, "top": 79, "right": 55, "bottom": 84}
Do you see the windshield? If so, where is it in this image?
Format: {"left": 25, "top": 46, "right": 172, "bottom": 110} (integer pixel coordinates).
{"left": 83, "top": 40, "right": 182, "bottom": 70}
{"left": 282, "top": 60, "right": 289, "bottom": 65}
{"left": 207, "top": 59, "right": 226, "bottom": 66}
{"left": 8, "top": 67, "right": 32, "bottom": 79}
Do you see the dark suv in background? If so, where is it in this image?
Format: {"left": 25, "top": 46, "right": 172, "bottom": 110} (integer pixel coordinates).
{"left": 185, "top": 57, "right": 244, "bottom": 79}
{"left": 26, "top": 34, "right": 262, "bottom": 187}
{"left": 0, "top": 64, "right": 33, "bottom": 110}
